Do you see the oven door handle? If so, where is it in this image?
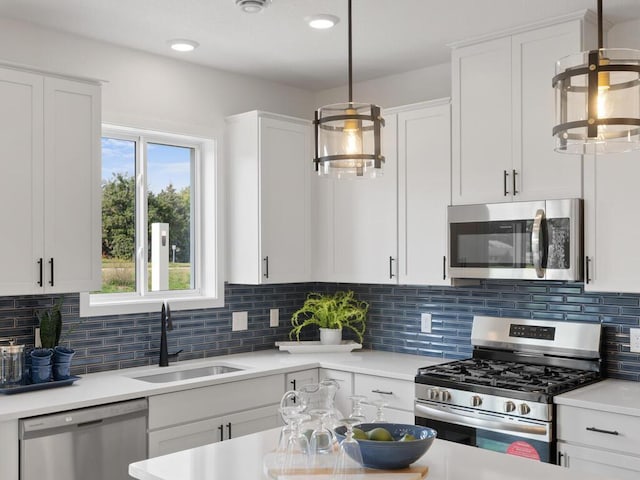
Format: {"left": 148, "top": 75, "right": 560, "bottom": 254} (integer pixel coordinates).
{"left": 415, "top": 402, "right": 547, "bottom": 437}
{"left": 532, "top": 209, "right": 545, "bottom": 279}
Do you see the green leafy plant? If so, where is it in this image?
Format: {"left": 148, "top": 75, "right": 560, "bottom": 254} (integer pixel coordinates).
{"left": 36, "top": 297, "right": 64, "bottom": 348}
{"left": 289, "top": 291, "right": 368, "bottom": 343}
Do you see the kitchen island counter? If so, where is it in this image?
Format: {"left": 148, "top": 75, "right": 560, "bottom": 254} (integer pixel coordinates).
{"left": 129, "top": 427, "right": 602, "bottom": 480}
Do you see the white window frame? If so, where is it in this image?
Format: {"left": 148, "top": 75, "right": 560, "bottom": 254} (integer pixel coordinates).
{"left": 80, "top": 124, "right": 224, "bottom": 316}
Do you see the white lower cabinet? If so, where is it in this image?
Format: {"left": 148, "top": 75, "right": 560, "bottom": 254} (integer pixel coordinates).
{"left": 285, "top": 368, "right": 319, "bottom": 393}
{"left": 319, "top": 368, "right": 353, "bottom": 418}
{"left": 556, "top": 404, "right": 640, "bottom": 478}
{"left": 148, "top": 375, "right": 283, "bottom": 457}
{"left": 353, "top": 373, "right": 415, "bottom": 425}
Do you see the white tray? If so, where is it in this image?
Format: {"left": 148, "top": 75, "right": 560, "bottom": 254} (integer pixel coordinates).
{"left": 275, "top": 341, "right": 362, "bottom": 354}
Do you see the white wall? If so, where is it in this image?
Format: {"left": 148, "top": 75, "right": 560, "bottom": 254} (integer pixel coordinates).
{"left": 608, "top": 17, "right": 640, "bottom": 49}
{"left": 314, "top": 62, "right": 451, "bottom": 109}
{"left": 0, "top": 17, "right": 315, "bottom": 139}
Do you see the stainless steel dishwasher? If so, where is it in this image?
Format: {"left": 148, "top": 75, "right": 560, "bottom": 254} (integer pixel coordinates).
{"left": 20, "top": 398, "right": 148, "bottom": 480}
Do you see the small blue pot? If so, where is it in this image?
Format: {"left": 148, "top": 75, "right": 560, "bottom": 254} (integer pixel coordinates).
{"left": 31, "top": 364, "right": 52, "bottom": 383}
{"left": 30, "top": 348, "right": 53, "bottom": 366}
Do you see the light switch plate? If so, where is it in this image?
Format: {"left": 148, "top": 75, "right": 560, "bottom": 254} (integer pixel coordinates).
{"left": 232, "top": 311, "right": 248, "bottom": 331}
{"left": 421, "top": 313, "right": 432, "bottom": 333}
{"left": 270, "top": 308, "right": 279, "bottom": 327}
{"left": 630, "top": 328, "right": 640, "bottom": 353}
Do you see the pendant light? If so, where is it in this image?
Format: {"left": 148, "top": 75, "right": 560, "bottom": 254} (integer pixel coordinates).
{"left": 313, "top": 0, "right": 385, "bottom": 178}
{"left": 552, "top": 0, "right": 640, "bottom": 154}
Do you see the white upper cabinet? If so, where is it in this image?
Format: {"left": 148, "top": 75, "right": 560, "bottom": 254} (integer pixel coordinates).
{"left": 226, "top": 111, "right": 311, "bottom": 284}
{"left": 0, "top": 66, "right": 101, "bottom": 295}
{"left": 452, "top": 15, "right": 596, "bottom": 205}
{"left": 312, "top": 113, "right": 398, "bottom": 284}
{"left": 583, "top": 151, "right": 640, "bottom": 293}
{"left": 396, "top": 100, "right": 452, "bottom": 286}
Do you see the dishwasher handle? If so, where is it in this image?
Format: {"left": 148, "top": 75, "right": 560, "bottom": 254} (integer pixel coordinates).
{"left": 20, "top": 398, "right": 148, "bottom": 436}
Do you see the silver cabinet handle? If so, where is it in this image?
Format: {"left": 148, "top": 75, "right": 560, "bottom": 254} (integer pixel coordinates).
{"left": 531, "top": 209, "right": 545, "bottom": 278}
{"left": 371, "top": 389, "right": 393, "bottom": 395}
{"left": 263, "top": 256, "right": 269, "bottom": 278}
{"left": 389, "top": 256, "right": 395, "bottom": 279}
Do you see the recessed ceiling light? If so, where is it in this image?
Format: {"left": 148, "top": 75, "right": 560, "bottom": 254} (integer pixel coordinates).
{"left": 306, "top": 14, "right": 340, "bottom": 29}
{"left": 168, "top": 39, "right": 199, "bottom": 52}
{"left": 236, "top": 0, "right": 271, "bottom": 14}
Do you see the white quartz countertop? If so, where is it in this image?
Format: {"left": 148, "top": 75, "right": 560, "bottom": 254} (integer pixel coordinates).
{"left": 0, "top": 349, "right": 444, "bottom": 421}
{"left": 554, "top": 378, "right": 640, "bottom": 417}
{"left": 129, "top": 427, "right": 603, "bottom": 480}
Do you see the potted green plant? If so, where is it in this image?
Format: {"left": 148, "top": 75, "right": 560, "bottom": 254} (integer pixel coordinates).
{"left": 289, "top": 291, "right": 368, "bottom": 345}
{"left": 36, "top": 297, "right": 64, "bottom": 349}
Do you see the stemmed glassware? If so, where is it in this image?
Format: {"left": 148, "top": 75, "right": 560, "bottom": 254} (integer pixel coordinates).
{"left": 348, "top": 394, "right": 368, "bottom": 424}
{"left": 309, "top": 408, "right": 334, "bottom": 456}
{"left": 369, "top": 398, "right": 389, "bottom": 423}
{"left": 333, "top": 417, "right": 365, "bottom": 480}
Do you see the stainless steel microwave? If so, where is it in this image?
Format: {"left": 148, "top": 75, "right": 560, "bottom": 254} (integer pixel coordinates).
{"left": 447, "top": 199, "right": 583, "bottom": 281}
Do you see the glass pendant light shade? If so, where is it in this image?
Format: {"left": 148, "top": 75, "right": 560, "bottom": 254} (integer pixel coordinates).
{"left": 553, "top": 48, "right": 640, "bottom": 154}
{"left": 314, "top": 102, "right": 385, "bottom": 178}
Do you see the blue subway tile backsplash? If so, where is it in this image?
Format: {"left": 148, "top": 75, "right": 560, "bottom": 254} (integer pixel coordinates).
{"left": 0, "top": 280, "right": 638, "bottom": 381}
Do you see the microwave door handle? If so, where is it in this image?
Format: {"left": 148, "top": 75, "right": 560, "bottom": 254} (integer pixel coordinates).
{"left": 532, "top": 209, "right": 545, "bottom": 278}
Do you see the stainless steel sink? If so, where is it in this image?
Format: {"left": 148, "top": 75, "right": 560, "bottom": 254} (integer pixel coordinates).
{"left": 133, "top": 365, "right": 243, "bottom": 383}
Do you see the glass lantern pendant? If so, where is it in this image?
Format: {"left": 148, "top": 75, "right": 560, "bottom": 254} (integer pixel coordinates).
{"left": 313, "top": 0, "right": 385, "bottom": 178}
{"left": 552, "top": 0, "right": 640, "bottom": 154}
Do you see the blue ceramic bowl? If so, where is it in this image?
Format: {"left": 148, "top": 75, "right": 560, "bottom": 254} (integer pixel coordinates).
{"left": 334, "top": 423, "right": 437, "bottom": 470}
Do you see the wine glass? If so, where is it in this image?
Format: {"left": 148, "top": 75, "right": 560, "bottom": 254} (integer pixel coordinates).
{"left": 333, "top": 417, "right": 364, "bottom": 479}
{"left": 309, "top": 408, "right": 334, "bottom": 458}
{"left": 277, "top": 390, "right": 305, "bottom": 452}
{"left": 369, "top": 398, "right": 389, "bottom": 423}
{"left": 348, "top": 394, "right": 368, "bottom": 424}
{"left": 281, "top": 412, "right": 311, "bottom": 474}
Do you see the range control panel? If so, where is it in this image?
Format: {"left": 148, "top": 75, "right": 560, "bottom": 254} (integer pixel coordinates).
{"left": 509, "top": 324, "right": 556, "bottom": 341}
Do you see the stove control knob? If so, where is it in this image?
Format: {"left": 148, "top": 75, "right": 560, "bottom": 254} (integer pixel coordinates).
{"left": 427, "top": 388, "right": 439, "bottom": 401}
{"left": 471, "top": 395, "right": 482, "bottom": 407}
{"left": 518, "top": 403, "right": 531, "bottom": 415}
{"left": 504, "top": 401, "right": 516, "bottom": 413}
{"left": 440, "top": 390, "right": 451, "bottom": 402}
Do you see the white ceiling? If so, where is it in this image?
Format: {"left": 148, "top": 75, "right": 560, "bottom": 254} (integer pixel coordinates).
{"left": 1, "top": 0, "right": 640, "bottom": 91}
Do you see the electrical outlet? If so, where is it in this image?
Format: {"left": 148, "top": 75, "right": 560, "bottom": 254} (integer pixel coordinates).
{"left": 630, "top": 328, "right": 640, "bottom": 353}
{"left": 421, "top": 313, "right": 432, "bottom": 333}
{"left": 232, "top": 311, "right": 248, "bottom": 331}
{"left": 270, "top": 308, "right": 279, "bottom": 327}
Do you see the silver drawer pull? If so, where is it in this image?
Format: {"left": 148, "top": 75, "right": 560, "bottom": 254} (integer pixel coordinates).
{"left": 371, "top": 389, "right": 393, "bottom": 395}
{"left": 586, "top": 426, "right": 619, "bottom": 436}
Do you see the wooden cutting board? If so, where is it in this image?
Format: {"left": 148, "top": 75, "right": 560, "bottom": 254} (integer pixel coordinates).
{"left": 272, "top": 465, "right": 429, "bottom": 479}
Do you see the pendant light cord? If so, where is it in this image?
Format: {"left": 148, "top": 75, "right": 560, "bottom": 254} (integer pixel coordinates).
{"left": 597, "top": 0, "right": 603, "bottom": 49}
{"left": 348, "top": 0, "right": 353, "bottom": 103}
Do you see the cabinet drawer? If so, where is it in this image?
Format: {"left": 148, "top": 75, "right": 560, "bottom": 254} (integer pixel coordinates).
{"left": 557, "top": 405, "right": 640, "bottom": 456}
{"left": 149, "top": 374, "right": 284, "bottom": 430}
{"left": 354, "top": 374, "right": 413, "bottom": 412}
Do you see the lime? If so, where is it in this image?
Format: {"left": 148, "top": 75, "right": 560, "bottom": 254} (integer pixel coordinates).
{"left": 367, "top": 427, "right": 393, "bottom": 441}
{"left": 398, "top": 433, "right": 416, "bottom": 442}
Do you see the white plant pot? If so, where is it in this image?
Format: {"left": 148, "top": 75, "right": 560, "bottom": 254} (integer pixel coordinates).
{"left": 319, "top": 328, "right": 342, "bottom": 345}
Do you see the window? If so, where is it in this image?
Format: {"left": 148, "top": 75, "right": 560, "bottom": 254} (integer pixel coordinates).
{"left": 80, "top": 125, "right": 222, "bottom": 316}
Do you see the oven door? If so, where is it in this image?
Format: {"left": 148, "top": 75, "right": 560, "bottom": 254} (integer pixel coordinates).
{"left": 415, "top": 401, "right": 554, "bottom": 463}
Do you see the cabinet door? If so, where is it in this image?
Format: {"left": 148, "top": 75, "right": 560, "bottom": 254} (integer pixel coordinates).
{"left": 0, "top": 68, "right": 44, "bottom": 295}
{"left": 512, "top": 21, "right": 583, "bottom": 201}
{"left": 313, "top": 114, "right": 398, "bottom": 283}
{"left": 319, "top": 368, "right": 353, "bottom": 418}
{"left": 584, "top": 152, "right": 640, "bottom": 292}
{"left": 148, "top": 415, "right": 224, "bottom": 458}
{"left": 223, "top": 404, "right": 280, "bottom": 440}
{"left": 43, "top": 77, "right": 101, "bottom": 293}
{"left": 397, "top": 102, "right": 451, "bottom": 285}
{"left": 558, "top": 443, "right": 640, "bottom": 480}
{"left": 285, "top": 368, "right": 319, "bottom": 393}
{"left": 260, "top": 116, "right": 311, "bottom": 283}
{"left": 452, "top": 37, "right": 512, "bottom": 204}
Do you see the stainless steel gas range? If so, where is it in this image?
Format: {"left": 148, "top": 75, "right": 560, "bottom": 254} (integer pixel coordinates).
{"left": 414, "top": 316, "right": 602, "bottom": 463}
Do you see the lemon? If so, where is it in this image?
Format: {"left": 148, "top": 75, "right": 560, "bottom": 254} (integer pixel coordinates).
{"left": 398, "top": 433, "right": 416, "bottom": 442}
{"left": 352, "top": 427, "right": 368, "bottom": 440}
{"left": 367, "top": 427, "right": 393, "bottom": 441}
